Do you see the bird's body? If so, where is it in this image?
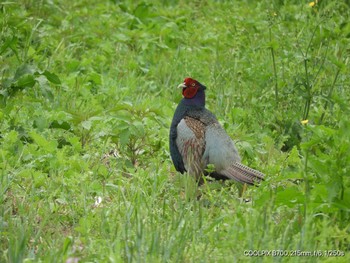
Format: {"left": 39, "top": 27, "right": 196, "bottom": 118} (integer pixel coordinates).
{"left": 169, "top": 78, "right": 264, "bottom": 185}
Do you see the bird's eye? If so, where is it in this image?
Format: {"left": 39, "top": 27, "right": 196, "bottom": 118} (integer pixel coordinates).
{"left": 191, "top": 83, "right": 196, "bottom": 87}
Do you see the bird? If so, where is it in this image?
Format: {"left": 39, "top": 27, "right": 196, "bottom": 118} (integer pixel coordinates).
{"left": 169, "top": 77, "right": 264, "bottom": 185}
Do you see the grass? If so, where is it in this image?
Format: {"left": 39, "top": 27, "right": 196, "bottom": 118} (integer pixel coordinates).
{"left": 1, "top": 0, "right": 350, "bottom": 262}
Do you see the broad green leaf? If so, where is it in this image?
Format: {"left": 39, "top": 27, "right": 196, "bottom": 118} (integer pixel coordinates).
{"left": 81, "top": 120, "right": 92, "bottom": 130}
{"left": 15, "top": 74, "right": 36, "bottom": 88}
{"left": 331, "top": 197, "right": 350, "bottom": 212}
{"left": 49, "top": 120, "right": 71, "bottom": 130}
{"left": 286, "top": 146, "right": 302, "bottom": 167}
{"left": 132, "top": 120, "right": 145, "bottom": 136}
{"left": 14, "top": 64, "right": 36, "bottom": 80}
{"left": 42, "top": 70, "right": 61, "bottom": 85}
{"left": 275, "top": 186, "right": 304, "bottom": 207}
{"left": 4, "top": 130, "right": 19, "bottom": 144}
{"left": 88, "top": 72, "right": 102, "bottom": 85}
{"left": 0, "top": 36, "right": 17, "bottom": 55}
{"left": 29, "top": 131, "right": 57, "bottom": 152}
{"left": 119, "top": 129, "right": 130, "bottom": 146}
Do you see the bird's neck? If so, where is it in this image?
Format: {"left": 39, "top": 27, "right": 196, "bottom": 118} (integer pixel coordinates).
{"left": 182, "top": 89, "right": 205, "bottom": 107}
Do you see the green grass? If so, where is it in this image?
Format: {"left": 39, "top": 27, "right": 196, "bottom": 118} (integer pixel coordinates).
{"left": 1, "top": 0, "right": 350, "bottom": 262}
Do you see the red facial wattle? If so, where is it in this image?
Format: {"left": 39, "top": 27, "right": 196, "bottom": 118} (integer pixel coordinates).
{"left": 182, "top": 77, "right": 199, "bottom": 99}
{"left": 182, "top": 86, "right": 199, "bottom": 99}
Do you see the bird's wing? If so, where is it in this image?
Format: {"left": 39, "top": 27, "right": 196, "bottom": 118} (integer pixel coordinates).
{"left": 202, "top": 123, "right": 241, "bottom": 171}
{"left": 203, "top": 123, "right": 264, "bottom": 184}
{"left": 176, "top": 116, "right": 206, "bottom": 180}
{"left": 169, "top": 124, "right": 186, "bottom": 173}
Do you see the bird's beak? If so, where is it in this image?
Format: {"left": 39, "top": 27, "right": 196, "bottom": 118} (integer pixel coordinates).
{"left": 177, "top": 83, "right": 187, "bottom": 89}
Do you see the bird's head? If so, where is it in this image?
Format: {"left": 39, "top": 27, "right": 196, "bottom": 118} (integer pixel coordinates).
{"left": 177, "top": 77, "right": 206, "bottom": 99}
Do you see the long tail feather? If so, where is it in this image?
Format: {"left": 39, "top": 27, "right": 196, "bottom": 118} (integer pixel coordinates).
{"left": 220, "top": 162, "right": 264, "bottom": 185}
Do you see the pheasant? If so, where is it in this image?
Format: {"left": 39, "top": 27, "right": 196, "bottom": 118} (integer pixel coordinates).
{"left": 169, "top": 77, "right": 264, "bottom": 185}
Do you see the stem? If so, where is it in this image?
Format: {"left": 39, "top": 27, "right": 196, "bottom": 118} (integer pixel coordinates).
{"left": 302, "top": 58, "right": 312, "bottom": 120}
{"left": 269, "top": 27, "right": 279, "bottom": 104}
{"left": 318, "top": 68, "right": 340, "bottom": 124}
{"left": 300, "top": 23, "right": 319, "bottom": 120}
{"left": 303, "top": 150, "right": 310, "bottom": 199}
{"left": 300, "top": 147, "right": 310, "bottom": 248}
{"left": 312, "top": 41, "right": 329, "bottom": 85}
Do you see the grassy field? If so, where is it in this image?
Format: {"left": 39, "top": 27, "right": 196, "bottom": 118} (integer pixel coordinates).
{"left": 1, "top": 0, "right": 350, "bottom": 262}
